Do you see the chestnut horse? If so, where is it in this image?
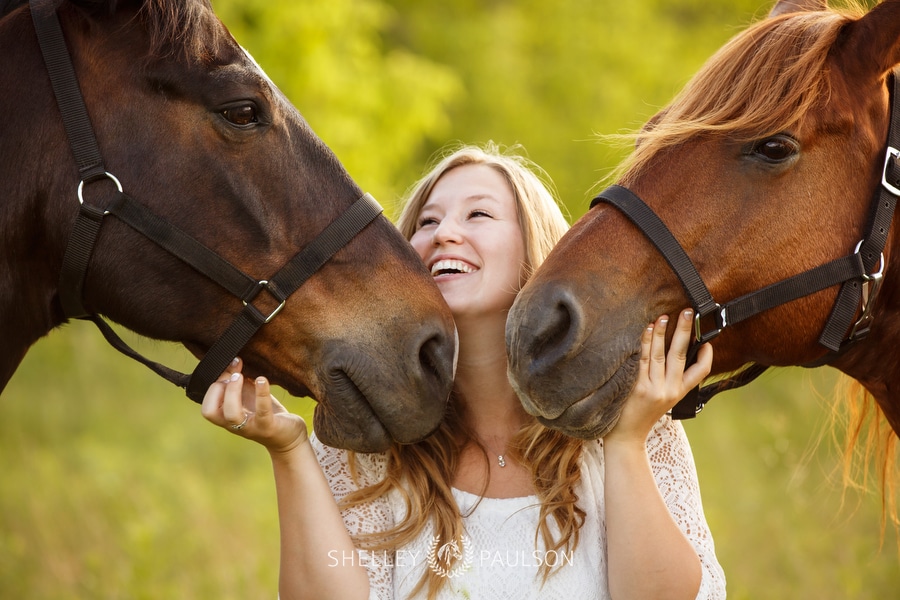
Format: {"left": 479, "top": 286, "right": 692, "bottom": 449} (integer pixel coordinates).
{"left": 507, "top": 0, "right": 900, "bottom": 442}
{"left": 0, "top": 0, "right": 456, "bottom": 453}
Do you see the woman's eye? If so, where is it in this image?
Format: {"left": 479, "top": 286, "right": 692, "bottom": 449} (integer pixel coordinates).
{"left": 749, "top": 135, "right": 799, "bottom": 162}
{"left": 221, "top": 104, "right": 258, "bottom": 126}
{"left": 469, "top": 210, "right": 491, "bottom": 219}
{"left": 418, "top": 217, "right": 438, "bottom": 228}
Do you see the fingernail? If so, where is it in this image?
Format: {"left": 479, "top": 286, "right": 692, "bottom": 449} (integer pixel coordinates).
{"left": 230, "top": 357, "right": 239, "bottom": 367}
{"left": 230, "top": 372, "right": 241, "bottom": 382}
{"left": 256, "top": 377, "right": 266, "bottom": 386}
{"left": 684, "top": 309, "right": 693, "bottom": 319}
{"left": 659, "top": 317, "right": 669, "bottom": 325}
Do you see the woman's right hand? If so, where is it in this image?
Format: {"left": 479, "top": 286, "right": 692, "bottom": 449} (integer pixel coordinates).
{"left": 200, "top": 358, "right": 309, "bottom": 454}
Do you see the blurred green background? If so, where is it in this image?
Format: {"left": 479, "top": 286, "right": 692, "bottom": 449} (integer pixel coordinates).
{"left": 3, "top": 0, "right": 897, "bottom": 598}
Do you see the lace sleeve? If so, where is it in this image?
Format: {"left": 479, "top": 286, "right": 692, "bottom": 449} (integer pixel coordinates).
{"left": 646, "top": 417, "right": 727, "bottom": 599}
{"left": 309, "top": 432, "right": 395, "bottom": 600}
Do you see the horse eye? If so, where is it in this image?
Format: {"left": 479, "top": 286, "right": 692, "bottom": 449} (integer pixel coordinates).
{"left": 221, "top": 104, "right": 257, "bottom": 126}
{"left": 751, "top": 135, "right": 799, "bottom": 162}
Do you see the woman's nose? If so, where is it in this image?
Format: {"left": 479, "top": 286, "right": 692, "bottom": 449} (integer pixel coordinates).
{"left": 433, "top": 218, "right": 462, "bottom": 245}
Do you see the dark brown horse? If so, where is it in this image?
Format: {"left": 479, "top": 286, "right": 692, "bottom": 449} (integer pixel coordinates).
{"left": 0, "top": 0, "right": 456, "bottom": 452}
{"left": 507, "top": 0, "right": 900, "bottom": 443}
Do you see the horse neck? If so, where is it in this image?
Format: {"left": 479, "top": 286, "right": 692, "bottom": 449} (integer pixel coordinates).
{"left": 0, "top": 5, "right": 78, "bottom": 389}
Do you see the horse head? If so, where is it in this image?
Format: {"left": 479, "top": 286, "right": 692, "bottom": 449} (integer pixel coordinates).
{"left": 0, "top": 0, "right": 457, "bottom": 452}
{"left": 507, "top": 0, "right": 900, "bottom": 438}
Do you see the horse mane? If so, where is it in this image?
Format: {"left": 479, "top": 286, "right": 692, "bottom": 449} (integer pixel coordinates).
{"left": 135, "top": 0, "right": 225, "bottom": 62}
{"left": 833, "top": 378, "right": 899, "bottom": 541}
{"left": 617, "top": 4, "right": 867, "bottom": 184}
{"left": 0, "top": 0, "right": 224, "bottom": 59}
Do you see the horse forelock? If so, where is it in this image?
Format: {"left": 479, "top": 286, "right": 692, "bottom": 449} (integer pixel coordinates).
{"left": 618, "top": 5, "right": 866, "bottom": 183}
{"left": 136, "top": 0, "right": 226, "bottom": 62}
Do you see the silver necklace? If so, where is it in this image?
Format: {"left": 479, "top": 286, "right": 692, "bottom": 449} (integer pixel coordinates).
{"left": 475, "top": 437, "right": 508, "bottom": 468}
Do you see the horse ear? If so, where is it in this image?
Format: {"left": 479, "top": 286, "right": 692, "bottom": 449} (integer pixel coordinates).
{"left": 838, "top": 0, "right": 900, "bottom": 80}
{"left": 769, "top": 0, "right": 827, "bottom": 18}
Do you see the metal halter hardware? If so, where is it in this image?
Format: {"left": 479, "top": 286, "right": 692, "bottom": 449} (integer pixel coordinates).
{"left": 590, "top": 72, "right": 900, "bottom": 420}
{"left": 32, "top": 0, "right": 384, "bottom": 402}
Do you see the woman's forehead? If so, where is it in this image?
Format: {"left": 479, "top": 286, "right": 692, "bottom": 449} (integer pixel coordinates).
{"left": 424, "top": 165, "right": 515, "bottom": 209}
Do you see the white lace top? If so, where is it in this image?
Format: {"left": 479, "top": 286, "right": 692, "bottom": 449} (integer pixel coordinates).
{"left": 311, "top": 416, "right": 726, "bottom": 600}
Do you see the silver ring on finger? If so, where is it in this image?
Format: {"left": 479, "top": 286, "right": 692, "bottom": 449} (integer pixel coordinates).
{"left": 230, "top": 412, "right": 250, "bottom": 431}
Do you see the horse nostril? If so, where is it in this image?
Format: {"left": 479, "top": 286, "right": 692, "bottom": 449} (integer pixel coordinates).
{"left": 533, "top": 301, "right": 572, "bottom": 360}
{"left": 417, "top": 326, "right": 456, "bottom": 392}
{"left": 518, "top": 287, "right": 585, "bottom": 373}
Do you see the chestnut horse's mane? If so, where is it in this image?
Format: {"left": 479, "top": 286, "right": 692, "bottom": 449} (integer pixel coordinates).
{"left": 618, "top": 5, "right": 866, "bottom": 183}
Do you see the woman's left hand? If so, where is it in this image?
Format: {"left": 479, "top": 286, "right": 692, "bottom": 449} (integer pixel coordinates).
{"left": 200, "top": 358, "right": 309, "bottom": 454}
{"left": 605, "top": 308, "right": 713, "bottom": 444}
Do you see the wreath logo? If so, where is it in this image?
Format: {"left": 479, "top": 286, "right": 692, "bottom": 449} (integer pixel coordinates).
{"left": 427, "top": 534, "right": 473, "bottom": 578}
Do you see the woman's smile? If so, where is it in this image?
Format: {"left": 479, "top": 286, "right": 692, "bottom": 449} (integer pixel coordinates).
{"left": 410, "top": 163, "right": 526, "bottom": 320}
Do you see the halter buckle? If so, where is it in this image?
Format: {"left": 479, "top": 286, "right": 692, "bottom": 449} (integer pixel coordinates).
{"left": 847, "top": 241, "right": 885, "bottom": 341}
{"left": 693, "top": 303, "right": 724, "bottom": 343}
{"left": 881, "top": 146, "right": 900, "bottom": 196}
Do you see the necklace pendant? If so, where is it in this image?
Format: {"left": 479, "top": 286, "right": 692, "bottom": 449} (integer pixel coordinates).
{"left": 498, "top": 455, "right": 506, "bottom": 468}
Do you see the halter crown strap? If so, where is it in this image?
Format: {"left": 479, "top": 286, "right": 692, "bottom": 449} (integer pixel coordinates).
{"left": 818, "top": 71, "right": 900, "bottom": 350}
{"left": 32, "top": 0, "right": 111, "bottom": 318}
{"left": 31, "top": 0, "right": 105, "bottom": 181}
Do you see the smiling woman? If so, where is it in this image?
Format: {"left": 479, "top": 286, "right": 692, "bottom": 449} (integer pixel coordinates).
{"left": 200, "top": 143, "right": 724, "bottom": 600}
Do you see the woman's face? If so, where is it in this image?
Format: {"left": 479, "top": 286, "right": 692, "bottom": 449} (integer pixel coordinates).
{"left": 410, "top": 164, "right": 526, "bottom": 321}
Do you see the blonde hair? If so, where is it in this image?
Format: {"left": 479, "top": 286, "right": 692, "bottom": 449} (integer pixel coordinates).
{"left": 395, "top": 142, "right": 569, "bottom": 279}
{"left": 343, "top": 143, "right": 580, "bottom": 599}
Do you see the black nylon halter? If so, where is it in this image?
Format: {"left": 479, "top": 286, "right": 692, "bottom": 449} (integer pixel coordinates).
{"left": 591, "top": 70, "right": 900, "bottom": 420}
{"left": 31, "top": 0, "right": 383, "bottom": 402}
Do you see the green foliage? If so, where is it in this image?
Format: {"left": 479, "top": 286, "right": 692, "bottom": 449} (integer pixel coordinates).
{"left": 4, "top": 0, "right": 898, "bottom": 597}
{"left": 213, "top": 0, "right": 463, "bottom": 209}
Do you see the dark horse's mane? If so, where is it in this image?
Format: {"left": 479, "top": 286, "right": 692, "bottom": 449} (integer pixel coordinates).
{"left": 135, "top": 0, "right": 225, "bottom": 61}
{"left": 1, "top": 0, "right": 224, "bottom": 60}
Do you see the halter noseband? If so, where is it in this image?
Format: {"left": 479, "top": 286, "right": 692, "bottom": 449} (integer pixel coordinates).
{"left": 591, "top": 70, "right": 900, "bottom": 419}
{"left": 32, "top": 0, "right": 383, "bottom": 402}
